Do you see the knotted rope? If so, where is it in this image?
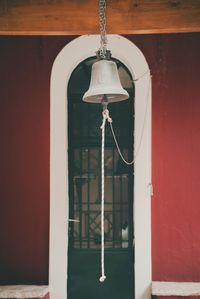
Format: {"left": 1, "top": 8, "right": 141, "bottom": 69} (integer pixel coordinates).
{"left": 99, "top": 109, "right": 112, "bottom": 283}
{"left": 99, "top": 108, "right": 134, "bottom": 283}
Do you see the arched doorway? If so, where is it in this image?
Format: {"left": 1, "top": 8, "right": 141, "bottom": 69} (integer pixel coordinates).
{"left": 50, "top": 35, "right": 151, "bottom": 299}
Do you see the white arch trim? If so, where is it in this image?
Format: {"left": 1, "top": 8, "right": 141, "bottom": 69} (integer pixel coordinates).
{"left": 50, "top": 35, "right": 152, "bottom": 299}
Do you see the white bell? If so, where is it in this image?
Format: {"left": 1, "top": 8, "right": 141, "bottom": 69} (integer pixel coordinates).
{"left": 83, "top": 60, "right": 129, "bottom": 103}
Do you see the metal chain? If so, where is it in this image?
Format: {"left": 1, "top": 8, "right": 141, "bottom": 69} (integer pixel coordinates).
{"left": 99, "top": 0, "right": 107, "bottom": 59}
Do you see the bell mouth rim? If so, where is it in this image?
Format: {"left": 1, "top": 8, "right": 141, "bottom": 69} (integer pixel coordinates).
{"left": 83, "top": 92, "right": 129, "bottom": 103}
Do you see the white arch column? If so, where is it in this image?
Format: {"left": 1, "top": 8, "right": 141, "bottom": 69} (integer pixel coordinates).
{"left": 50, "top": 35, "right": 152, "bottom": 299}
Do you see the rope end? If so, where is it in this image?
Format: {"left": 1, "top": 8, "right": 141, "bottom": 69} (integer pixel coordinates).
{"left": 99, "top": 275, "right": 106, "bottom": 283}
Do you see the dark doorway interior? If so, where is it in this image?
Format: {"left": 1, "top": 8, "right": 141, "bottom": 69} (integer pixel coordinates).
{"left": 67, "top": 56, "right": 135, "bottom": 299}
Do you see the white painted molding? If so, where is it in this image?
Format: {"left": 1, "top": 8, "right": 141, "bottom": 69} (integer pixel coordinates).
{"left": 50, "top": 35, "right": 151, "bottom": 299}
{"left": 152, "top": 281, "right": 200, "bottom": 296}
{"left": 0, "top": 285, "right": 49, "bottom": 298}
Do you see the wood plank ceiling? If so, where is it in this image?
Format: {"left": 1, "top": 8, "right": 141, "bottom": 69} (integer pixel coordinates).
{"left": 0, "top": 0, "right": 200, "bottom": 35}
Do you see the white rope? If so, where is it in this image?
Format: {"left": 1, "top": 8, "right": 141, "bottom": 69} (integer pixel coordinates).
{"left": 99, "top": 108, "right": 132, "bottom": 283}
{"left": 99, "top": 109, "right": 108, "bottom": 283}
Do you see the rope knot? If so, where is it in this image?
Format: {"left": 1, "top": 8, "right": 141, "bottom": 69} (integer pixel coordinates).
{"left": 100, "top": 108, "right": 112, "bottom": 129}
{"left": 103, "top": 109, "right": 112, "bottom": 123}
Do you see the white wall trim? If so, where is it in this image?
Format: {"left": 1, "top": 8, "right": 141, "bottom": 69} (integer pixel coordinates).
{"left": 152, "top": 281, "right": 200, "bottom": 296}
{"left": 50, "top": 35, "right": 152, "bottom": 299}
{"left": 0, "top": 285, "right": 49, "bottom": 298}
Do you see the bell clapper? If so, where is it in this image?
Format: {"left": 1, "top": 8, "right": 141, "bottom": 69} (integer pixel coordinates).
{"left": 102, "top": 94, "right": 108, "bottom": 112}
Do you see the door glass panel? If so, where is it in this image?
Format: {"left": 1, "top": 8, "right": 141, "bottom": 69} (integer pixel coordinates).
{"left": 72, "top": 148, "right": 131, "bottom": 249}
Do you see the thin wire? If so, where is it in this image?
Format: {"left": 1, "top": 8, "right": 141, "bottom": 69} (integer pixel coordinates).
{"left": 133, "top": 74, "right": 152, "bottom": 160}
{"left": 110, "top": 122, "right": 134, "bottom": 165}
{"left": 133, "top": 69, "right": 150, "bottom": 82}
{"left": 109, "top": 74, "right": 152, "bottom": 165}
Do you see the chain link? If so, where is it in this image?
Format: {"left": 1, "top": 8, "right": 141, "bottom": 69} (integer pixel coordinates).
{"left": 99, "top": 0, "right": 107, "bottom": 59}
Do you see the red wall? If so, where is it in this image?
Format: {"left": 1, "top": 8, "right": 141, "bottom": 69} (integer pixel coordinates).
{"left": 148, "top": 34, "right": 200, "bottom": 282}
{"left": 0, "top": 36, "right": 73, "bottom": 284}
{"left": 0, "top": 33, "right": 200, "bottom": 284}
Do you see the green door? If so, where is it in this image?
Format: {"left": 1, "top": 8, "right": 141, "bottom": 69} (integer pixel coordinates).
{"left": 67, "top": 57, "right": 134, "bottom": 299}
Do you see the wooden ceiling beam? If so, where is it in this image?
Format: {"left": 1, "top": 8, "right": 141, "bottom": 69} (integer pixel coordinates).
{"left": 0, "top": 0, "right": 200, "bottom": 35}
